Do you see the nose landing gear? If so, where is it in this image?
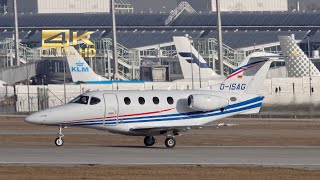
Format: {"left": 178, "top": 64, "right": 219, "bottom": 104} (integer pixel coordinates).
{"left": 55, "top": 126, "right": 64, "bottom": 146}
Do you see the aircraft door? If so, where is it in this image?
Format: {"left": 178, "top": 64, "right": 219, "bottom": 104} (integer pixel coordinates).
{"left": 103, "top": 94, "right": 119, "bottom": 126}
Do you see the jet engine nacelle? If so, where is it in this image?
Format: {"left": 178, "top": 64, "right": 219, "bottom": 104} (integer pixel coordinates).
{"left": 188, "top": 94, "right": 229, "bottom": 112}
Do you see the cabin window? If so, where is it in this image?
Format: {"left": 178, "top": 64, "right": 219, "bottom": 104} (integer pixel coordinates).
{"left": 167, "top": 97, "right": 174, "bottom": 104}
{"left": 138, "top": 97, "right": 145, "bottom": 105}
{"left": 70, "top": 95, "right": 89, "bottom": 105}
{"left": 124, "top": 97, "right": 131, "bottom": 105}
{"left": 90, "top": 97, "right": 101, "bottom": 105}
{"left": 230, "top": 97, "right": 237, "bottom": 102}
{"left": 153, "top": 97, "right": 159, "bottom": 104}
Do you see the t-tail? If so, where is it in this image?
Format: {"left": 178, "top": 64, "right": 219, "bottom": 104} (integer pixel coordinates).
{"left": 279, "top": 35, "right": 320, "bottom": 77}
{"left": 173, "top": 36, "right": 219, "bottom": 80}
{"left": 65, "top": 46, "right": 107, "bottom": 84}
{"left": 211, "top": 53, "right": 278, "bottom": 94}
{"left": 211, "top": 54, "right": 278, "bottom": 114}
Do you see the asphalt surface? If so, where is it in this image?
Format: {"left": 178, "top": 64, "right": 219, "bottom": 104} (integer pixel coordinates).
{"left": 1, "top": 116, "right": 320, "bottom": 169}
{"left": 1, "top": 145, "right": 320, "bottom": 169}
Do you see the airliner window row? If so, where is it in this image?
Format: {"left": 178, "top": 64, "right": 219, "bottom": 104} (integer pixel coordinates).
{"left": 70, "top": 96, "right": 174, "bottom": 106}
{"left": 124, "top": 96, "right": 174, "bottom": 105}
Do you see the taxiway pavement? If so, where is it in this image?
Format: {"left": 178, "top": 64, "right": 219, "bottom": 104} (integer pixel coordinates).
{"left": 1, "top": 145, "right": 320, "bottom": 169}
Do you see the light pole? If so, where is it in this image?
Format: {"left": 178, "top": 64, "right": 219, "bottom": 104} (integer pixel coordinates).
{"left": 216, "top": 0, "right": 223, "bottom": 76}
{"left": 13, "top": 0, "right": 20, "bottom": 66}
{"left": 307, "top": 36, "right": 312, "bottom": 95}
{"left": 63, "top": 56, "right": 67, "bottom": 104}
{"left": 26, "top": 56, "right": 30, "bottom": 113}
{"left": 107, "top": 49, "right": 111, "bottom": 79}
{"left": 111, "top": 0, "right": 118, "bottom": 80}
{"left": 198, "top": 42, "right": 202, "bottom": 88}
{"left": 187, "top": 35, "right": 194, "bottom": 90}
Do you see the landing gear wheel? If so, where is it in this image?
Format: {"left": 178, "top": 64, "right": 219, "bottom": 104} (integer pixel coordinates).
{"left": 55, "top": 126, "right": 64, "bottom": 146}
{"left": 55, "top": 138, "right": 64, "bottom": 146}
{"left": 144, "top": 136, "right": 156, "bottom": 147}
{"left": 165, "top": 138, "right": 176, "bottom": 148}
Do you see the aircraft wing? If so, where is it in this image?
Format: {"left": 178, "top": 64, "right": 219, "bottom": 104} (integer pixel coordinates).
{"left": 129, "top": 123, "right": 238, "bottom": 133}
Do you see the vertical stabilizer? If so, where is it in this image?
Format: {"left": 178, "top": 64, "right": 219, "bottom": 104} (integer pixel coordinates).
{"left": 66, "top": 47, "right": 107, "bottom": 83}
{"left": 279, "top": 36, "right": 320, "bottom": 77}
{"left": 211, "top": 54, "right": 276, "bottom": 94}
{"left": 173, "top": 36, "right": 219, "bottom": 80}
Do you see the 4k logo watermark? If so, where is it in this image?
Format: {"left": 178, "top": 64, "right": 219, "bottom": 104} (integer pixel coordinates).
{"left": 42, "top": 30, "right": 96, "bottom": 57}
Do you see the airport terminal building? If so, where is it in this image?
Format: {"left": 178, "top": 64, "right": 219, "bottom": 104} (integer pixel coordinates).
{"left": 1, "top": 0, "right": 320, "bottom": 84}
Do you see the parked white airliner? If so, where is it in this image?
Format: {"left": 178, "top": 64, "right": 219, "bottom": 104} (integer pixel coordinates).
{"left": 65, "top": 36, "right": 279, "bottom": 84}
{"left": 0, "top": 80, "right": 10, "bottom": 99}
{"left": 279, "top": 35, "right": 320, "bottom": 77}
{"left": 25, "top": 53, "right": 276, "bottom": 148}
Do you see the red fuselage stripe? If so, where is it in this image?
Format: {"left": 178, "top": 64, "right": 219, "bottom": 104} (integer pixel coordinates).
{"left": 64, "top": 108, "right": 175, "bottom": 123}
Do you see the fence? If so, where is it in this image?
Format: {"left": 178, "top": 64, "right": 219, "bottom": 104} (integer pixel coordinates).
{"left": 0, "top": 77, "right": 320, "bottom": 116}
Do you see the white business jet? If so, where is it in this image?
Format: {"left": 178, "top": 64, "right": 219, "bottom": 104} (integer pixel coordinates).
{"left": 25, "top": 51, "right": 276, "bottom": 148}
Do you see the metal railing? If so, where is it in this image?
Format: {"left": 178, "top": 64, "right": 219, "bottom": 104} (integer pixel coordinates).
{"left": 94, "top": 38, "right": 140, "bottom": 80}
{"left": 165, "top": 1, "right": 196, "bottom": 25}
{"left": 0, "top": 38, "right": 41, "bottom": 69}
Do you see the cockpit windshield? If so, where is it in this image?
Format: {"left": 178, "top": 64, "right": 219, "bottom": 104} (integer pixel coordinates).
{"left": 69, "top": 95, "right": 89, "bottom": 104}
{"left": 90, "top": 97, "right": 101, "bottom": 105}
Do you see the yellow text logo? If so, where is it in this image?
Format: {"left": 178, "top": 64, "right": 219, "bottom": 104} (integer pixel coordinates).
{"left": 42, "top": 30, "right": 96, "bottom": 57}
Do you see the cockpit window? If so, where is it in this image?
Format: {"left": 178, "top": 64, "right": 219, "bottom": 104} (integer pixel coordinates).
{"left": 70, "top": 95, "right": 89, "bottom": 104}
{"left": 90, "top": 97, "right": 101, "bottom": 105}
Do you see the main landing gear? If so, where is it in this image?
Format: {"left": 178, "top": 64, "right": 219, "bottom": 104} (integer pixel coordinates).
{"left": 55, "top": 126, "right": 64, "bottom": 146}
{"left": 144, "top": 136, "right": 156, "bottom": 147}
{"left": 143, "top": 136, "right": 176, "bottom": 148}
{"left": 165, "top": 137, "right": 176, "bottom": 148}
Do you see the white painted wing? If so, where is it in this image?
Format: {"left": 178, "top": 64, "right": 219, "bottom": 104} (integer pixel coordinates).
{"left": 129, "top": 123, "right": 239, "bottom": 133}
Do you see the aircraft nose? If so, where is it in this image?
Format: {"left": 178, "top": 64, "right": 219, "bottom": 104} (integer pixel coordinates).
{"left": 25, "top": 112, "right": 47, "bottom": 125}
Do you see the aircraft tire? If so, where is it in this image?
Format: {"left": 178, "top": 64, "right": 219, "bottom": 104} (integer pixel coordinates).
{"left": 55, "top": 138, "right": 64, "bottom": 146}
{"left": 144, "top": 136, "right": 155, "bottom": 147}
{"left": 165, "top": 138, "right": 176, "bottom": 148}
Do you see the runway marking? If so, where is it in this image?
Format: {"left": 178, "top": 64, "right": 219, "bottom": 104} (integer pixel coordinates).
{"left": 2, "top": 145, "right": 320, "bottom": 149}
{"left": 2, "top": 145, "right": 320, "bottom": 148}
{"left": 1, "top": 146, "right": 320, "bottom": 169}
{"left": 176, "top": 146, "right": 320, "bottom": 148}
{"left": 1, "top": 162, "right": 320, "bottom": 169}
